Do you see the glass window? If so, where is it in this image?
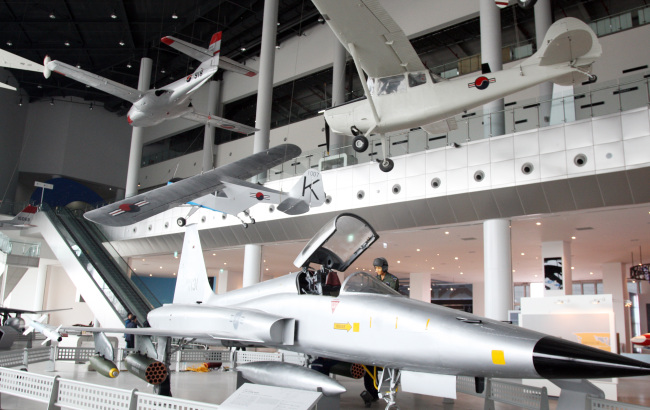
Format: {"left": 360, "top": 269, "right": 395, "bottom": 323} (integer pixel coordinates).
{"left": 572, "top": 283, "right": 582, "bottom": 295}
{"left": 408, "top": 72, "right": 427, "bottom": 87}
{"left": 376, "top": 74, "right": 406, "bottom": 95}
{"left": 583, "top": 283, "right": 596, "bottom": 295}
{"left": 596, "top": 282, "right": 604, "bottom": 294}
{"left": 341, "top": 272, "right": 402, "bottom": 296}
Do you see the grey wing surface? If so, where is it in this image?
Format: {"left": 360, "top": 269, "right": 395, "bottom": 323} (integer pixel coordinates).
{"left": 311, "top": 0, "right": 426, "bottom": 78}
{"left": 182, "top": 111, "right": 258, "bottom": 135}
{"left": 47, "top": 60, "right": 141, "bottom": 103}
{"left": 83, "top": 144, "right": 302, "bottom": 227}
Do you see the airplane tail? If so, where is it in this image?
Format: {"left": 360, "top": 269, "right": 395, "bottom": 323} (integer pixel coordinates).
{"left": 11, "top": 205, "right": 38, "bottom": 227}
{"left": 277, "top": 170, "right": 326, "bottom": 215}
{"left": 524, "top": 17, "right": 601, "bottom": 85}
{"left": 172, "top": 224, "right": 214, "bottom": 305}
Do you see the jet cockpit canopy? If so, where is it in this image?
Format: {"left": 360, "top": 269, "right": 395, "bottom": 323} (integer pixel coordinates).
{"left": 340, "top": 271, "right": 401, "bottom": 296}
{"left": 293, "top": 213, "right": 378, "bottom": 272}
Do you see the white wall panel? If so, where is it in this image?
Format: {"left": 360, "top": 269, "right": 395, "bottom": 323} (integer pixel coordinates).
{"left": 406, "top": 152, "right": 427, "bottom": 177}
{"left": 490, "top": 135, "right": 514, "bottom": 163}
{"left": 406, "top": 174, "right": 426, "bottom": 199}
{"left": 425, "top": 149, "right": 447, "bottom": 173}
{"left": 564, "top": 120, "right": 593, "bottom": 149}
{"left": 467, "top": 139, "right": 490, "bottom": 166}
{"left": 624, "top": 135, "right": 650, "bottom": 167}
{"left": 594, "top": 141, "right": 625, "bottom": 171}
{"left": 540, "top": 151, "right": 567, "bottom": 181}
{"left": 446, "top": 145, "right": 468, "bottom": 170}
{"left": 513, "top": 129, "right": 540, "bottom": 158}
{"left": 368, "top": 181, "right": 387, "bottom": 204}
{"left": 621, "top": 108, "right": 650, "bottom": 140}
{"left": 539, "top": 125, "right": 566, "bottom": 154}
{"left": 592, "top": 113, "right": 622, "bottom": 145}
{"left": 446, "top": 168, "right": 468, "bottom": 195}
{"left": 491, "top": 160, "right": 515, "bottom": 188}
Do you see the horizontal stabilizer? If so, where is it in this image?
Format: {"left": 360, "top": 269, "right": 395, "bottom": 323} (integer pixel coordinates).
{"left": 1, "top": 48, "right": 44, "bottom": 73}
{"left": 219, "top": 56, "right": 258, "bottom": 77}
{"left": 182, "top": 111, "right": 257, "bottom": 135}
{"left": 161, "top": 35, "right": 214, "bottom": 63}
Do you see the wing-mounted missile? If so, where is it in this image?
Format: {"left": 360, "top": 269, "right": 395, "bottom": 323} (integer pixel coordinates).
{"left": 237, "top": 361, "right": 346, "bottom": 396}
{"left": 330, "top": 362, "right": 365, "bottom": 379}
{"left": 23, "top": 315, "right": 63, "bottom": 345}
{"left": 125, "top": 353, "right": 168, "bottom": 385}
{"left": 631, "top": 333, "right": 650, "bottom": 347}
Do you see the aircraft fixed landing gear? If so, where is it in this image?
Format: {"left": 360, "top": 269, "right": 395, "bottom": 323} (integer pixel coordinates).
{"left": 378, "top": 158, "right": 394, "bottom": 173}
{"left": 237, "top": 210, "right": 255, "bottom": 228}
{"left": 377, "top": 368, "right": 401, "bottom": 409}
{"left": 353, "top": 135, "right": 369, "bottom": 153}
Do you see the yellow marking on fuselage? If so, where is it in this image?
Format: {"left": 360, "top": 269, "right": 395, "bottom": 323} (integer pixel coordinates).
{"left": 425, "top": 319, "right": 430, "bottom": 330}
{"left": 395, "top": 316, "right": 398, "bottom": 329}
{"left": 370, "top": 317, "right": 372, "bottom": 328}
{"left": 491, "top": 350, "right": 506, "bottom": 365}
{"left": 353, "top": 323, "right": 360, "bottom": 332}
{"left": 334, "top": 322, "right": 352, "bottom": 332}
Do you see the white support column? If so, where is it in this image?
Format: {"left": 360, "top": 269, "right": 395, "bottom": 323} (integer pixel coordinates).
{"left": 542, "top": 241, "right": 572, "bottom": 296}
{"left": 409, "top": 272, "right": 431, "bottom": 303}
{"left": 243, "top": 244, "right": 262, "bottom": 288}
{"left": 602, "top": 262, "right": 631, "bottom": 353}
{"left": 535, "top": 0, "right": 553, "bottom": 127}
{"left": 217, "top": 269, "right": 230, "bottom": 294}
{"left": 639, "top": 281, "right": 650, "bottom": 335}
{"left": 483, "top": 219, "right": 512, "bottom": 321}
{"left": 252, "top": 0, "right": 279, "bottom": 182}
{"left": 473, "top": 281, "right": 485, "bottom": 317}
{"left": 329, "top": 40, "right": 348, "bottom": 153}
{"left": 203, "top": 80, "right": 221, "bottom": 172}
{"left": 480, "top": 0, "right": 504, "bottom": 138}
{"left": 125, "top": 57, "right": 152, "bottom": 198}
{"left": 32, "top": 260, "right": 49, "bottom": 311}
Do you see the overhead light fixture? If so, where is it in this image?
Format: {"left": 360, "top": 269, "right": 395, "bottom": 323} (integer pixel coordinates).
{"left": 18, "top": 98, "right": 23, "bottom": 106}
{"left": 160, "top": 68, "right": 166, "bottom": 74}
{"left": 64, "top": 41, "right": 70, "bottom": 47}
{"left": 6, "top": 40, "right": 12, "bottom": 46}
{"left": 119, "top": 40, "right": 125, "bottom": 46}
{"left": 110, "top": 11, "right": 117, "bottom": 19}
{"left": 49, "top": 11, "right": 56, "bottom": 19}
{"left": 536, "top": 222, "right": 541, "bottom": 226}
{"left": 126, "top": 62, "right": 132, "bottom": 68}
{"left": 37, "top": 85, "right": 42, "bottom": 89}
{"left": 318, "top": 16, "right": 325, "bottom": 23}
{"left": 240, "top": 47, "right": 246, "bottom": 52}
{"left": 76, "top": 64, "right": 81, "bottom": 68}
{"left": 275, "top": 44, "right": 281, "bottom": 49}
{"left": 171, "top": 12, "right": 178, "bottom": 19}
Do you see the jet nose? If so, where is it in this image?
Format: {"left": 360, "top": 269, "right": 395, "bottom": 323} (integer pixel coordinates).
{"left": 533, "top": 336, "right": 650, "bottom": 379}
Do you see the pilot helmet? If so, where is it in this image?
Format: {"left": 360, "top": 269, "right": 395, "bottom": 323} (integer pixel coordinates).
{"left": 373, "top": 257, "right": 388, "bottom": 273}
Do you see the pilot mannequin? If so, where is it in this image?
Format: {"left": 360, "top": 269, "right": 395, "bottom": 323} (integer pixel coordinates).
{"left": 373, "top": 257, "right": 399, "bottom": 291}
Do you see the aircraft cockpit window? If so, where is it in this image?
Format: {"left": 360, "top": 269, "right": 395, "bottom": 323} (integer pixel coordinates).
{"left": 376, "top": 74, "right": 406, "bottom": 96}
{"left": 408, "top": 72, "right": 427, "bottom": 88}
{"left": 340, "top": 272, "right": 402, "bottom": 296}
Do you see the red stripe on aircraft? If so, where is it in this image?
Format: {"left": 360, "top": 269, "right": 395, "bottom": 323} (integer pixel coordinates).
{"left": 210, "top": 32, "right": 222, "bottom": 45}
{"left": 160, "top": 37, "right": 174, "bottom": 46}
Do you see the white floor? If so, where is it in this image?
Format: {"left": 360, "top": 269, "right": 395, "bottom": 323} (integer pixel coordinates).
{"left": 2, "top": 360, "right": 650, "bottom": 409}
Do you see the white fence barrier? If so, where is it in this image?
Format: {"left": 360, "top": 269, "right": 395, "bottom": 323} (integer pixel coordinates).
{"left": 457, "top": 376, "right": 549, "bottom": 410}
{"left": 591, "top": 398, "right": 650, "bottom": 410}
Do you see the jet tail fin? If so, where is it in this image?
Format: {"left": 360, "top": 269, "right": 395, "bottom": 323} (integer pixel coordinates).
{"left": 526, "top": 17, "right": 601, "bottom": 85}
{"left": 10, "top": 205, "right": 38, "bottom": 226}
{"left": 173, "top": 224, "right": 214, "bottom": 305}
{"left": 277, "top": 170, "right": 326, "bottom": 215}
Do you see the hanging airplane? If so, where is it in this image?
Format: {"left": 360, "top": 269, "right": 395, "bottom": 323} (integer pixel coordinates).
{"left": 0, "top": 205, "right": 38, "bottom": 230}
{"left": 312, "top": 0, "right": 601, "bottom": 172}
{"left": 0, "top": 48, "right": 44, "bottom": 91}
{"left": 83, "top": 144, "right": 325, "bottom": 228}
{"left": 31, "top": 214, "right": 650, "bottom": 407}
{"left": 43, "top": 31, "right": 258, "bottom": 134}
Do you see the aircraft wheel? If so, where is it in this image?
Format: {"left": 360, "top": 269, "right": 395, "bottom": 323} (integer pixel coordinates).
{"left": 250, "top": 218, "right": 256, "bottom": 224}
{"left": 379, "top": 158, "right": 394, "bottom": 173}
{"left": 177, "top": 218, "right": 186, "bottom": 227}
{"left": 353, "top": 135, "right": 369, "bottom": 153}
{"left": 242, "top": 223, "right": 249, "bottom": 228}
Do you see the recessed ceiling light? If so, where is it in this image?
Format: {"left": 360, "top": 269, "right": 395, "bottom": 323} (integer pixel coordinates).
{"left": 224, "top": 262, "right": 227, "bottom": 265}
{"left": 571, "top": 236, "right": 576, "bottom": 240}
{"left": 161, "top": 69, "right": 166, "bottom": 74}
{"left": 149, "top": 274, "right": 152, "bottom": 277}
{"left": 171, "top": 12, "right": 178, "bottom": 19}
{"left": 520, "top": 252, "right": 525, "bottom": 256}
{"left": 64, "top": 41, "right": 70, "bottom": 46}
{"left": 212, "top": 253, "right": 216, "bottom": 256}
{"left": 397, "top": 261, "right": 400, "bottom": 264}
{"left": 119, "top": 40, "right": 125, "bottom": 46}
{"left": 454, "top": 257, "right": 458, "bottom": 260}
{"left": 126, "top": 63, "right": 132, "bottom": 68}
{"left": 110, "top": 11, "right": 117, "bottom": 19}
{"left": 6, "top": 40, "right": 12, "bottom": 46}
{"left": 534, "top": 274, "right": 537, "bottom": 277}
{"left": 49, "top": 11, "right": 56, "bottom": 19}
{"left": 240, "top": 47, "right": 246, "bottom": 52}
{"left": 173, "top": 272, "right": 176, "bottom": 275}
{"left": 536, "top": 222, "right": 541, "bottom": 226}
{"left": 159, "top": 266, "right": 162, "bottom": 269}
{"left": 416, "top": 249, "right": 420, "bottom": 252}
{"left": 589, "top": 271, "right": 594, "bottom": 275}
{"left": 445, "top": 231, "right": 449, "bottom": 235}
{"left": 571, "top": 266, "right": 574, "bottom": 270}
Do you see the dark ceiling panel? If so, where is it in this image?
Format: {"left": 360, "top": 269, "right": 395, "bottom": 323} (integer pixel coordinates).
{"left": 597, "top": 172, "right": 634, "bottom": 207}
{"left": 516, "top": 184, "right": 550, "bottom": 215}
{"left": 541, "top": 179, "right": 576, "bottom": 213}
{"left": 491, "top": 186, "right": 524, "bottom": 217}
{"left": 469, "top": 191, "right": 501, "bottom": 220}
{"left": 568, "top": 175, "right": 604, "bottom": 209}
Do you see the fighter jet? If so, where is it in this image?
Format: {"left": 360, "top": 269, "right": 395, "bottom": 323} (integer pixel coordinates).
{"left": 43, "top": 32, "right": 257, "bottom": 133}
{"left": 0, "top": 205, "right": 38, "bottom": 230}
{"left": 311, "top": 0, "right": 601, "bottom": 171}
{"left": 83, "top": 144, "right": 325, "bottom": 228}
{"left": 32, "top": 214, "right": 650, "bottom": 406}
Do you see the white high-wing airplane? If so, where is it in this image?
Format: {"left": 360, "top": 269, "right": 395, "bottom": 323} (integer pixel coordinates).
{"left": 43, "top": 32, "right": 258, "bottom": 134}
{"left": 0, "top": 48, "right": 44, "bottom": 91}
{"left": 312, "top": 0, "right": 602, "bottom": 172}
{"left": 83, "top": 144, "right": 325, "bottom": 228}
{"left": 0, "top": 205, "right": 38, "bottom": 230}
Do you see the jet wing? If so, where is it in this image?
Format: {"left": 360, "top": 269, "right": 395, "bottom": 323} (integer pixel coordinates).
{"left": 189, "top": 177, "right": 285, "bottom": 215}
{"left": 1, "top": 48, "right": 44, "bottom": 72}
{"left": 84, "top": 144, "right": 301, "bottom": 227}
{"left": 0, "top": 83, "right": 16, "bottom": 91}
{"left": 46, "top": 59, "right": 141, "bottom": 103}
{"left": 312, "top": 0, "right": 426, "bottom": 78}
{"left": 182, "top": 110, "right": 257, "bottom": 135}
{"left": 0, "top": 307, "right": 71, "bottom": 315}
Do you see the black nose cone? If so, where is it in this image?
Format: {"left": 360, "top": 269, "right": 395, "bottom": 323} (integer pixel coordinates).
{"left": 533, "top": 336, "right": 650, "bottom": 379}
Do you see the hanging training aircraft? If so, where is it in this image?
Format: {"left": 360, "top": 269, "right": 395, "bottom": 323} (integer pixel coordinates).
{"left": 0, "top": 48, "right": 44, "bottom": 91}
{"left": 31, "top": 214, "right": 650, "bottom": 406}
{"left": 83, "top": 144, "right": 325, "bottom": 228}
{"left": 0, "top": 205, "right": 38, "bottom": 230}
{"left": 312, "top": 0, "right": 601, "bottom": 172}
{"left": 43, "top": 32, "right": 257, "bottom": 133}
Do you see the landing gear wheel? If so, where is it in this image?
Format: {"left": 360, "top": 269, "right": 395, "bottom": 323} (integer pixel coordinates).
{"left": 242, "top": 223, "right": 249, "bottom": 228}
{"left": 177, "top": 218, "right": 186, "bottom": 227}
{"left": 379, "top": 158, "right": 394, "bottom": 172}
{"left": 250, "top": 218, "right": 256, "bottom": 224}
{"left": 353, "top": 135, "right": 369, "bottom": 153}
